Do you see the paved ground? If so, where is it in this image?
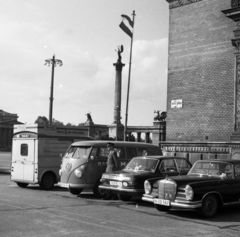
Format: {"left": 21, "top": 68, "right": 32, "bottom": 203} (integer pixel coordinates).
{"left": 1, "top": 174, "right": 240, "bottom": 237}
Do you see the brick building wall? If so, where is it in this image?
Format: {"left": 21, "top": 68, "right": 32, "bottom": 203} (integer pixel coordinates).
{"left": 166, "top": 0, "right": 236, "bottom": 142}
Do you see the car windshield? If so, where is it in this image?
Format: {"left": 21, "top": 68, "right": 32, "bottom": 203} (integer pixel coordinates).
{"left": 124, "top": 158, "right": 158, "bottom": 172}
{"left": 64, "top": 146, "right": 92, "bottom": 159}
{"left": 188, "top": 161, "right": 233, "bottom": 178}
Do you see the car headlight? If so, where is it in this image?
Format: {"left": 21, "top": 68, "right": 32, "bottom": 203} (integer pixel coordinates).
{"left": 144, "top": 180, "right": 152, "bottom": 194}
{"left": 185, "top": 185, "right": 194, "bottom": 200}
{"left": 59, "top": 169, "right": 62, "bottom": 176}
{"left": 80, "top": 165, "right": 86, "bottom": 170}
{"left": 122, "top": 182, "right": 128, "bottom": 187}
{"left": 74, "top": 168, "right": 83, "bottom": 178}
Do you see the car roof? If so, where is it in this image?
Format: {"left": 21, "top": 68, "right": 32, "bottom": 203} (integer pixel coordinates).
{"left": 196, "top": 159, "right": 240, "bottom": 164}
{"left": 131, "top": 156, "right": 188, "bottom": 160}
{"left": 71, "top": 140, "right": 159, "bottom": 147}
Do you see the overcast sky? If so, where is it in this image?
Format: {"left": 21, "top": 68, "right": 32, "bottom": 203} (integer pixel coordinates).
{"left": 1, "top": 0, "right": 169, "bottom": 126}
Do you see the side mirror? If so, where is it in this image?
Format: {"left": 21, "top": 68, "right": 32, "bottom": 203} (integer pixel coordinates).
{"left": 90, "top": 156, "right": 94, "bottom": 161}
{"left": 60, "top": 153, "right": 63, "bottom": 158}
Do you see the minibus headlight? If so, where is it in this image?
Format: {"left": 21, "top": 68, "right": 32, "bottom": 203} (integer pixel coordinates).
{"left": 144, "top": 180, "right": 152, "bottom": 194}
{"left": 75, "top": 168, "right": 82, "bottom": 178}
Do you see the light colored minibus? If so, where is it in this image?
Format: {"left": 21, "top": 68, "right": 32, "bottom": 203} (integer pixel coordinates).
{"left": 11, "top": 124, "right": 94, "bottom": 190}
{"left": 58, "top": 141, "right": 162, "bottom": 197}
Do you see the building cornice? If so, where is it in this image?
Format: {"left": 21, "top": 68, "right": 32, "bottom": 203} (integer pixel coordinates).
{"left": 166, "top": 0, "right": 203, "bottom": 9}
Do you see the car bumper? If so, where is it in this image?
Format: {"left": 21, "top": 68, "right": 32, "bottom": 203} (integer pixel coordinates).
{"left": 142, "top": 194, "right": 202, "bottom": 209}
{"left": 98, "top": 185, "right": 143, "bottom": 195}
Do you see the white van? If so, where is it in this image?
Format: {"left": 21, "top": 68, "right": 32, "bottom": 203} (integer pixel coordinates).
{"left": 10, "top": 124, "right": 93, "bottom": 190}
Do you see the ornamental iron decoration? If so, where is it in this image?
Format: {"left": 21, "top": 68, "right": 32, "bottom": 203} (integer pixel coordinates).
{"left": 232, "top": 39, "right": 240, "bottom": 52}
{"left": 232, "top": 0, "right": 240, "bottom": 8}
{"left": 163, "top": 146, "right": 230, "bottom": 153}
{"left": 236, "top": 55, "right": 240, "bottom": 130}
{"left": 166, "top": 0, "right": 202, "bottom": 9}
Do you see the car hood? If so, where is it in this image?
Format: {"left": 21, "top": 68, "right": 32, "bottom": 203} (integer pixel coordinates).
{"left": 102, "top": 170, "right": 154, "bottom": 179}
{"left": 163, "top": 175, "right": 222, "bottom": 188}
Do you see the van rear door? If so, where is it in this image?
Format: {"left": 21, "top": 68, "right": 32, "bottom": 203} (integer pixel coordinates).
{"left": 11, "top": 139, "right": 36, "bottom": 182}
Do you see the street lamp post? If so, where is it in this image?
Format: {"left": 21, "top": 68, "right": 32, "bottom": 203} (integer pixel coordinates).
{"left": 44, "top": 55, "right": 63, "bottom": 125}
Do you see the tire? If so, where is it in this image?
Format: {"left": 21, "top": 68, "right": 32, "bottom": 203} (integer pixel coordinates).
{"left": 16, "top": 182, "right": 28, "bottom": 188}
{"left": 40, "top": 173, "right": 55, "bottom": 190}
{"left": 198, "top": 194, "right": 218, "bottom": 218}
{"left": 93, "top": 180, "right": 106, "bottom": 198}
{"left": 69, "top": 187, "right": 83, "bottom": 195}
{"left": 118, "top": 194, "right": 132, "bottom": 201}
{"left": 154, "top": 204, "right": 171, "bottom": 212}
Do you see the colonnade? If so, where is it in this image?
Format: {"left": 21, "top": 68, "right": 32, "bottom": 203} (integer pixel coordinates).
{"left": 0, "top": 126, "right": 13, "bottom": 149}
{"left": 126, "top": 132, "right": 152, "bottom": 143}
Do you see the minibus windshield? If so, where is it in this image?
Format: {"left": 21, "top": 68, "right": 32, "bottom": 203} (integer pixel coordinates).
{"left": 64, "top": 146, "right": 92, "bottom": 159}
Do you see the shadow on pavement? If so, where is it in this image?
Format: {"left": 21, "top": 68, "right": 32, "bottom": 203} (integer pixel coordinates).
{"left": 0, "top": 168, "right": 10, "bottom": 174}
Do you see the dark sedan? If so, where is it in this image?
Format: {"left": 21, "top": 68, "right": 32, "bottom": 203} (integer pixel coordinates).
{"left": 99, "top": 156, "right": 192, "bottom": 201}
{"left": 142, "top": 159, "right": 240, "bottom": 218}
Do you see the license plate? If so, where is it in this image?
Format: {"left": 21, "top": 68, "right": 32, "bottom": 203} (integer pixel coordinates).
{"left": 154, "top": 198, "right": 170, "bottom": 206}
{"left": 58, "top": 183, "right": 69, "bottom": 188}
{"left": 109, "top": 181, "right": 122, "bottom": 187}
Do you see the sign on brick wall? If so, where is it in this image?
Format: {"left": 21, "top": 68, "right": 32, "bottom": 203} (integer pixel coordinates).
{"left": 171, "top": 99, "right": 182, "bottom": 108}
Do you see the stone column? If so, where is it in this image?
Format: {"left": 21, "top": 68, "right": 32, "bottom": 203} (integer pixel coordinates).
{"left": 109, "top": 59, "right": 125, "bottom": 140}
{"left": 145, "top": 132, "right": 150, "bottom": 143}
{"left": 231, "top": 31, "right": 240, "bottom": 131}
{"left": 235, "top": 50, "right": 240, "bottom": 130}
{"left": 0, "top": 127, "right": 2, "bottom": 148}
{"left": 137, "top": 132, "right": 141, "bottom": 142}
{"left": 3, "top": 128, "right": 6, "bottom": 148}
{"left": 223, "top": 2, "right": 240, "bottom": 132}
{"left": 112, "top": 61, "right": 125, "bottom": 124}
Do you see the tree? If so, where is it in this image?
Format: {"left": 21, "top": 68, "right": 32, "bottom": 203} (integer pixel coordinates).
{"left": 66, "top": 123, "right": 76, "bottom": 126}
{"left": 34, "top": 116, "right": 49, "bottom": 125}
{"left": 52, "top": 118, "right": 64, "bottom": 126}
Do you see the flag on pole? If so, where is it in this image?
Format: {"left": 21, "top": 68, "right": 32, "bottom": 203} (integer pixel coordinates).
{"left": 119, "top": 14, "right": 134, "bottom": 38}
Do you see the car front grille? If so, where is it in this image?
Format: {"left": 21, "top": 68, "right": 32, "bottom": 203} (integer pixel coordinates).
{"left": 158, "top": 179, "right": 177, "bottom": 201}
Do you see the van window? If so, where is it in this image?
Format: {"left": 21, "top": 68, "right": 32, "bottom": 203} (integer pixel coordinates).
{"left": 21, "top": 144, "right": 28, "bottom": 156}
{"left": 126, "top": 148, "right": 137, "bottom": 159}
{"left": 147, "top": 147, "right": 162, "bottom": 155}
{"left": 90, "top": 147, "right": 98, "bottom": 157}
{"left": 115, "top": 148, "right": 125, "bottom": 159}
{"left": 138, "top": 148, "right": 148, "bottom": 156}
{"left": 65, "top": 146, "right": 91, "bottom": 159}
{"left": 98, "top": 147, "right": 109, "bottom": 158}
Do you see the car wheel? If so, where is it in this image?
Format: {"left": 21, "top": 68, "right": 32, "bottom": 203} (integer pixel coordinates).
{"left": 40, "top": 173, "right": 55, "bottom": 190}
{"left": 16, "top": 182, "right": 28, "bottom": 188}
{"left": 69, "top": 187, "right": 83, "bottom": 195}
{"left": 93, "top": 179, "right": 106, "bottom": 198}
{"left": 154, "top": 204, "right": 171, "bottom": 212}
{"left": 198, "top": 194, "right": 218, "bottom": 218}
{"left": 118, "top": 194, "right": 132, "bottom": 201}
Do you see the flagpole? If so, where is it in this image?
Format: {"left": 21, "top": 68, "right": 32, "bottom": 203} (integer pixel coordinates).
{"left": 124, "top": 10, "right": 136, "bottom": 141}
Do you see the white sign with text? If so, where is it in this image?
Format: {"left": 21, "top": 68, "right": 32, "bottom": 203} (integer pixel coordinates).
{"left": 171, "top": 99, "right": 182, "bottom": 108}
